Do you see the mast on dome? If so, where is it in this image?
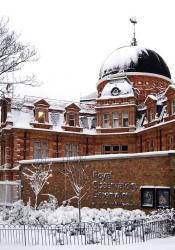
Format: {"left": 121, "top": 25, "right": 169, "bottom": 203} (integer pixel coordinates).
{"left": 130, "top": 17, "right": 137, "bottom": 46}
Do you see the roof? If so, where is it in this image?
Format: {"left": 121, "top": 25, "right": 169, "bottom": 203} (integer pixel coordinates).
{"left": 99, "top": 46, "right": 171, "bottom": 80}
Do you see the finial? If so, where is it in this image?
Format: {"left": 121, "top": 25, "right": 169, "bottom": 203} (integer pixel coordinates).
{"left": 130, "top": 17, "right": 137, "bottom": 46}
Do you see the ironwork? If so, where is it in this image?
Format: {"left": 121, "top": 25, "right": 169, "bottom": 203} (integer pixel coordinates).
{"left": 0, "top": 219, "right": 173, "bottom": 246}
{"left": 130, "top": 17, "right": 138, "bottom": 46}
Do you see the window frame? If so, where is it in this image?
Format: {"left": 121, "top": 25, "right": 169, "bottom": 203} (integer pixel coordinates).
{"left": 69, "top": 113, "right": 75, "bottom": 127}
{"left": 122, "top": 112, "right": 129, "bottom": 127}
{"left": 103, "top": 144, "right": 128, "bottom": 154}
{"left": 38, "top": 110, "right": 46, "bottom": 123}
{"left": 33, "top": 141, "right": 48, "bottom": 159}
{"left": 113, "top": 112, "right": 119, "bottom": 128}
{"left": 65, "top": 144, "right": 78, "bottom": 157}
{"left": 171, "top": 99, "right": 175, "bottom": 114}
{"left": 103, "top": 113, "right": 110, "bottom": 128}
{"left": 121, "top": 145, "right": 128, "bottom": 152}
{"left": 168, "top": 135, "right": 175, "bottom": 150}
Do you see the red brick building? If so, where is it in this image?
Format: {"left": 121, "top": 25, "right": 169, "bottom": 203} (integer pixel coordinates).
{"left": 1, "top": 44, "right": 175, "bottom": 210}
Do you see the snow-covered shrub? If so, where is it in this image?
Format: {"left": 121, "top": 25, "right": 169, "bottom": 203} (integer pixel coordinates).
{"left": 0, "top": 203, "right": 175, "bottom": 231}
{"left": 0, "top": 200, "right": 27, "bottom": 224}
{"left": 38, "top": 195, "right": 58, "bottom": 211}
{"left": 147, "top": 209, "right": 175, "bottom": 235}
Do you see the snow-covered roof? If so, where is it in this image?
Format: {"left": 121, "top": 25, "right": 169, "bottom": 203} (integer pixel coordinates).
{"left": 9, "top": 96, "right": 96, "bottom": 133}
{"left": 99, "top": 45, "right": 171, "bottom": 80}
{"left": 144, "top": 94, "right": 157, "bottom": 104}
{"left": 99, "top": 78, "right": 134, "bottom": 99}
{"left": 100, "top": 46, "right": 148, "bottom": 79}
{"left": 80, "top": 91, "right": 97, "bottom": 102}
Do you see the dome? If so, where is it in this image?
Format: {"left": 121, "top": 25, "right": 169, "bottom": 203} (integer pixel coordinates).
{"left": 99, "top": 46, "right": 171, "bottom": 80}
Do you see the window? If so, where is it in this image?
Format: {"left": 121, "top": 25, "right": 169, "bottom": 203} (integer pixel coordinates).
{"left": 73, "top": 144, "right": 78, "bottom": 156}
{"left": 171, "top": 99, "right": 175, "bottom": 114}
{"left": 34, "top": 142, "right": 40, "bottom": 159}
{"left": 34, "top": 141, "right": 48, "bottom": 159}
{"left": 150, "top": 109, "right": 155, "bottom": 121}
{"left": 112, "top": 145, "right": 120, "bottom": 152}
{"left": 0, "top": 181, "right": 21, "bottom": 205}
{"left": 69, "top": 113, "right": 75, "bottom": 127}
{"left": 121, "top": 145, "right": 128, "bottom": 152}
{"left": 168, "top": 136, "right": 175, "bottom": 150}
{"left": 66, "top": 144, "right": 78, "bottom": 157}
{"left": 38, "top": 111, "right": 45, "bottom": 123}
{"left": 104, "top": 145, "right": 111, "bottom": 154}
{"left": 122, "top": 112, "right": 128, "bottom": 127}
{"left": 66, "top": 144, "right": 71, "bottom": 157}
{"left": 104, "top": 145, "right": 127, "bottom": 154}
{"left": 113, "top": 112, "right": 119, "bottom": 128}
{"left": 141, "top": 187, "right": 170, "bottom": 209}
{"left": 103, "top": 113, "right": 110, "bottom": 128}
{"left": 42, "top": 142, "right": 48, "bottom": 158}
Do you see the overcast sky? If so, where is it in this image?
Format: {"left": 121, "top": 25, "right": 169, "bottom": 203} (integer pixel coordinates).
{"left": 1, "top": 0, "right": 175, "bottom": 101}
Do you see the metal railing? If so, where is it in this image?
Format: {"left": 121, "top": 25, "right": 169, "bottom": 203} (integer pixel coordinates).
{"left": 0, "top": 219, "right": 172, "bottom": 246}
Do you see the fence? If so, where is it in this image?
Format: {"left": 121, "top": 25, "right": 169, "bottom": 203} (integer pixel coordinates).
{"left": 0, "top": 219, "right": 172, "bottom": 246}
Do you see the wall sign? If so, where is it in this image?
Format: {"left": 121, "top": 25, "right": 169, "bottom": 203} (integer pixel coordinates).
{"left": 91, "top": 171, "right": 138, "bottom": 207}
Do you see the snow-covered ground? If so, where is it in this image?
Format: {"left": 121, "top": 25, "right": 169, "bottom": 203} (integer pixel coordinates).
{"left": 0, "top": 237, "right": 175, "bottom": 250}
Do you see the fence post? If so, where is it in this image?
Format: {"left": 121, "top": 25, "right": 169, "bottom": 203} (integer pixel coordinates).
{"left": 24, "top": 225, "right": 26, "bottom": 246}
{"left": 141, "top": 220, "right": 145, "bottom": 242}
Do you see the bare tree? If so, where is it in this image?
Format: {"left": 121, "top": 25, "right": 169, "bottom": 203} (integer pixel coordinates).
{"left": 23, "top": 162, "right": 52, "bottom": 209}
{"left": 0, "top": 18, "right": 38, "bottom": 99}
{"left": 61, "top": 157, "right": 89, "bottom": 223}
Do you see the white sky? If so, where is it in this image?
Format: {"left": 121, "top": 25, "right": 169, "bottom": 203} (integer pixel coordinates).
{"left": 1, "top": 0, "right": 175, "bottom": 101}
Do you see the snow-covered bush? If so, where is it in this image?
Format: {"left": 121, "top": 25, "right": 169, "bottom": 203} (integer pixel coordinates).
{"left": 0, "top": 203, "right": 146, "bottom": 225}
{"left": 38, "top": 195, "right": 58, "bottom": 211}
{"left": 0, "top": 202, "right": 174, "bottom": 229}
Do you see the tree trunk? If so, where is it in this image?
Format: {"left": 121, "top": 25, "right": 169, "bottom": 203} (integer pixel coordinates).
{"left": 78, "top": 195, "right": 81, "bottom": 223}
{"left": 35, "top": 194, "right": 38, "bottom": 210}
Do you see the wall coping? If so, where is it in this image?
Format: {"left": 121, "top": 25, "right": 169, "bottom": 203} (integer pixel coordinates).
{"left": 19, "top": 150, "right": 175, "bottom": 165}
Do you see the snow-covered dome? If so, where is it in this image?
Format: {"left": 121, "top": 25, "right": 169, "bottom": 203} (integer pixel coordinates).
{"left": 99, "top": 46, "right": 171, "bottom": 80}
{"left": 100, "top": 78, "right": 134, "bottom": 99}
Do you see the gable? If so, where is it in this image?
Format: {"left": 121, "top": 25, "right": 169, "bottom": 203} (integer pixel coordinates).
{"left": 65, "top": 103, "right": 80, "bottom": 111}
{"left": 164, "top": 85, "right": 175, "bottom": 96}
{"left": 144, "top": 95, "right": 157, "bottom": 105}
{"left": 34, "top": 99, "right": 50, "bottom": 107}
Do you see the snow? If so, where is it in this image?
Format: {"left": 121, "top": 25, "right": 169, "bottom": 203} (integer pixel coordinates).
{"left": 1, "top": 237, "right": 175, "bottom": 250}
{"left": 100, "top": 78, "right": 134, "bottom": 99}
{"left": 11, "top": 108, "right": 33, "bottom": 128}
{"left": 164, "top": 84, "right": 175, "bottom": 95}
{"left": 145, "top": 94, "right": 157, "bottom": 103}
{"left": 140, "top": 186, "right": 170, "bottom": 189}
{"left": 99, "top": 46, "right": 148, "bottom": 79}
{"left": 8, "top": 96, "right": 96, "bottom": 133}
{"left": 80, "top": 91, "right": 98, "bottom": 101}
{"left": 19, "top": 150, "right": 175, "bottom": 165}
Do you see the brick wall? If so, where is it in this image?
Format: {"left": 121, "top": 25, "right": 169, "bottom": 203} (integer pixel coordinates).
{"left": 20, "top": 151, "right": 175, "bottom": 210}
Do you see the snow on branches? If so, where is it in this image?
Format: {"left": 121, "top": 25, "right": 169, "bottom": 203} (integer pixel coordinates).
{"left": 23, "top": 162, "right": 52, "bottom": 209}
{"left": 60, "top": 157, "right": 89, "bottom": 222}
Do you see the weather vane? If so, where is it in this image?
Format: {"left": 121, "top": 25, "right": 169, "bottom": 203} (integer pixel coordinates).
{"left": 130, "top": 17, "right": 137, "bottom": 46}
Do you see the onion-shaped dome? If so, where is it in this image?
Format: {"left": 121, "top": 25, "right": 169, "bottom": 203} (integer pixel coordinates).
{"left": 99, "top": 46, "right": 171, "bottom": 80}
